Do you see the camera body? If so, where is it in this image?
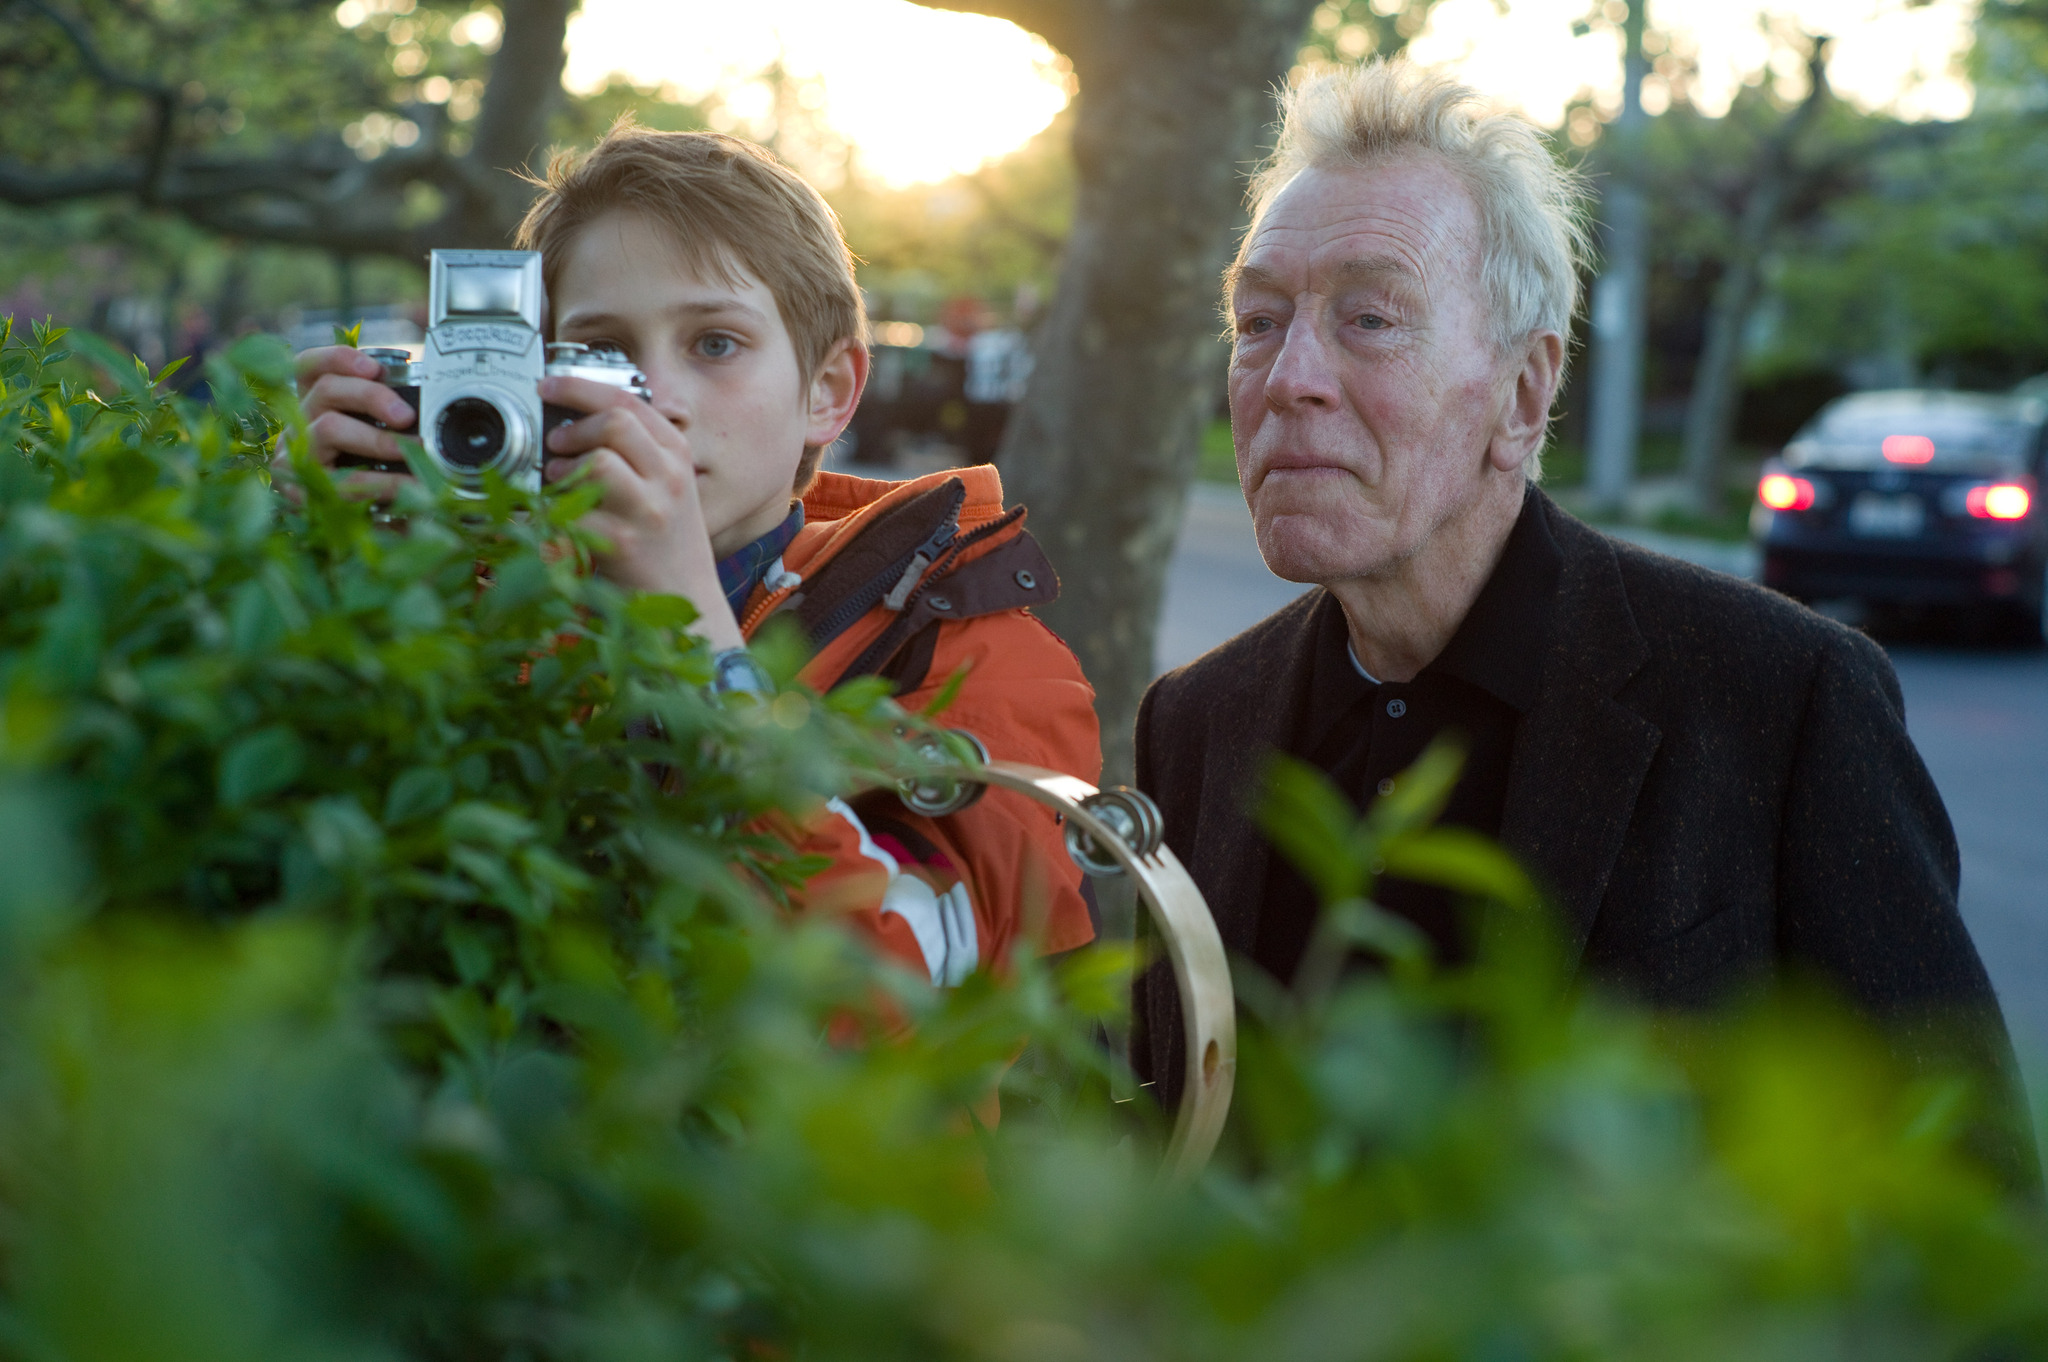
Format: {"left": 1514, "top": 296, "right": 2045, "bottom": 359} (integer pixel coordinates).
{"left": 357, "top": 248, "right": 650, "bottom": 496}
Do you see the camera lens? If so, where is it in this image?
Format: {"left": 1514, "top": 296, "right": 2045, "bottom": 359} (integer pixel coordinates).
{"left": 435, "top": 397, "right": 507, "bottom": 469}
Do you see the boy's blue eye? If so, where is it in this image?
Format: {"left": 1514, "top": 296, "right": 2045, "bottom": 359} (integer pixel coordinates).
{"left": 698, "top": 334, "right": 738, "bottom": 359}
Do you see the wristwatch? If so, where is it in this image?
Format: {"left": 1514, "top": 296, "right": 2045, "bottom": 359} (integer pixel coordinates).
{"left": 709, "top": 646, "right": 774, "bottom": 699}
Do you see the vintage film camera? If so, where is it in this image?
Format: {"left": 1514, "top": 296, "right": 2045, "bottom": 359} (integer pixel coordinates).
{"left": 354, "top": 249, "right": 650, "bottom": 495}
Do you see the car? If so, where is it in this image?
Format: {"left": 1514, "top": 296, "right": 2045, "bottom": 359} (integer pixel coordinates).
{"left": 1753, "top": 389, "right": 2047, "bottom": 639}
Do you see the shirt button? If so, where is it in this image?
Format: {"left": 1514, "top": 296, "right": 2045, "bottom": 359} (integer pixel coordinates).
{"left": 1385, "top": 698, "right": 1407, "bottom": 718}
{"left": 1376, "top": 777, "right": 1395, "bottom": 797}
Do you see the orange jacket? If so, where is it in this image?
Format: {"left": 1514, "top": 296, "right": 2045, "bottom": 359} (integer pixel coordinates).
{"left": 741, "top": 466, "right": 1100, "bottom": 982}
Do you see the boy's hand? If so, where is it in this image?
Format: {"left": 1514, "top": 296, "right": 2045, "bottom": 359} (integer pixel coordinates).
{"left": 271, "top": 345, "right": 416, "bottom": 502}
{"left": 541, "top": 373, "right": 744, "bottom": 651}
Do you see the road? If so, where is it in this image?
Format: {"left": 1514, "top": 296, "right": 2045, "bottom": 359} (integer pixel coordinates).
{"left": 1154, "top": 482, "right": 1308, "bottom": 673}
{"left": 1159, "top": 482, "right": 2048, "bottom": 1103}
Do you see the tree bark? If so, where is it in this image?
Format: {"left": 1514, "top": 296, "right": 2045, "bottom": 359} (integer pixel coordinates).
{"left": 455, "top": 0, "right": 575, "bottom": 241}
{"left": 1583, "top": 0, "right": 1649, "bottom": 515}
{"left": 1681, "top": 43, "right": 1831, "bottom": 516}
{"left": 917, "top": 0, "right": 1319, "bottom": 782}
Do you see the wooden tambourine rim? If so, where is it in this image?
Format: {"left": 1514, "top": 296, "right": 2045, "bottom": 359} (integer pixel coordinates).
{"left": 956, "top": 760, "right": 1236, "bottom": 1179}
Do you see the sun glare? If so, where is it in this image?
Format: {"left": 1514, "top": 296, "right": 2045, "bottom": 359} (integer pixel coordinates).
{"left": 563, "top": 0, "right": 1073, "bottom": 187}
{"left": 562, "top": 0, "right": 1976, "bottom": 191}
{"left": 1403, "top": 0, "right": 1975, "bottom": 128}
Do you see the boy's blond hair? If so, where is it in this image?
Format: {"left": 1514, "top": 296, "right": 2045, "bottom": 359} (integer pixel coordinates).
{"left": 516, "top": 120, "right": 868, "bottom": 491}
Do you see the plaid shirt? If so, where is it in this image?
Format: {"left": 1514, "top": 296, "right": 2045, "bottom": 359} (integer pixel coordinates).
{"left": 716, "top": 503, "right": 803, "bottom": 617}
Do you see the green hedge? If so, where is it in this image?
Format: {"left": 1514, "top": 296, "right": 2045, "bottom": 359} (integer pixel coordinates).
{"left": 0, "top": 317, "right": 2043, "bottom": 1362}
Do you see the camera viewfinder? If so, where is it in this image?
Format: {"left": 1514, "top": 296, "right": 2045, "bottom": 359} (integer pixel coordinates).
{"left": 444, "top": 265, "right": 525, "bottom": 317}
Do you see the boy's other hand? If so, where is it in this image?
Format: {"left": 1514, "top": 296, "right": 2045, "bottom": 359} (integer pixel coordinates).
{"left": 270, "top": 345, "right": 416, "bottom": 502}
{"left": 541, "top": 373, "right": 743, "bottom": 651}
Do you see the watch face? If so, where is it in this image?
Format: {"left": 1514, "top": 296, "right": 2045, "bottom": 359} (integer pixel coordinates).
{"left": 713, "top": 649, "right": 772, "bottom": 697}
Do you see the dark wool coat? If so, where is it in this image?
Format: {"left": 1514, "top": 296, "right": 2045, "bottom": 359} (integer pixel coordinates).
{"left": 1132, "top": 490, "right": 2033, "bottom": 1182}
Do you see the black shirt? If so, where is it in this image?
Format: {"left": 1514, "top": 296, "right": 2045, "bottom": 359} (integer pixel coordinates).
{"left": 1252, "top": 486, "right": 1564, "bottom": 984}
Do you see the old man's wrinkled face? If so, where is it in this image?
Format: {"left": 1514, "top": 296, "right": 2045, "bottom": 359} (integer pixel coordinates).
{"left": 1229, "top": 155, "right": 1527, "bottom": 585}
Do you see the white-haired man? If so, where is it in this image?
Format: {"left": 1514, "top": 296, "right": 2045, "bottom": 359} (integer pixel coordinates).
{"left": 1132, "top": 61, "right": 2030, "bottom": 1181}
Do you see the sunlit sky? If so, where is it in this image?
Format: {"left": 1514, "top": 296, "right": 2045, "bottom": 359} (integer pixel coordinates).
{"left": 561, "top": 0, "right": 1980, "bottom": 187}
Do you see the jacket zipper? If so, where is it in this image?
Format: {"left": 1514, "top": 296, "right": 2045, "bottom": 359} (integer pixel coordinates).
{"left": 808, "top": 496, "right": 964, "bottom": 644}
{"left": 890, "top": 505, "right": 1026, "bottom": 614}
{"left": 826, "top": 504, "right": 1031, "bottom": 685}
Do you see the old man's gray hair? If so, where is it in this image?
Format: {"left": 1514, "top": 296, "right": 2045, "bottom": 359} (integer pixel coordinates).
{"left": 1237, "top": 60, "right": 1592, "bottom": 364}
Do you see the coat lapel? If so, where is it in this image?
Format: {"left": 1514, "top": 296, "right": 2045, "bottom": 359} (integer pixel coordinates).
{"left": 1499, "top": 498, "right": 1661, "bottom": 966}
{"left": 1186, "top": 589, "right": 1330, "bottom": 959}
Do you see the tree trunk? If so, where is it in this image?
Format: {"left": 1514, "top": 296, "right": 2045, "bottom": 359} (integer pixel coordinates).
{"left": 1679, "top": 250, "right": 1765, "bottom": 516}
{"left": 1584, "top": 0, "right": 1649, "bottom": 515}
{"left": 1681, "top": 42, "right": 1831, "bottom": 517}
{"left": 921, "top": 0, "right": 1319, "bottom": 783}
{"left": 451, "top": 0, "right": 577, "bottom": 244}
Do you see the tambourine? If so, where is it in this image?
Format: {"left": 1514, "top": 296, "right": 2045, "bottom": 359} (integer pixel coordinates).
{"left": 890, "top": 735, "right": 1236, "bottom": 1179}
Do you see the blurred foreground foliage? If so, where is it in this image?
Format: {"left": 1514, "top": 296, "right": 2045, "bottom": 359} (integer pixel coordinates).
{"left": 0, "top": 319, "right": 2044, "bottom": 1360}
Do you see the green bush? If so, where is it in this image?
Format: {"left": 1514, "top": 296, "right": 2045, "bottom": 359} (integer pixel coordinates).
{"left": 0, "top": 317, "right": 2043, "bottom": 1362}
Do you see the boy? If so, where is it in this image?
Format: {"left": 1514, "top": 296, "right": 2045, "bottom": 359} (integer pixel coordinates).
{"left": 285, "top": 124, "right": 1100, "bottom": 986}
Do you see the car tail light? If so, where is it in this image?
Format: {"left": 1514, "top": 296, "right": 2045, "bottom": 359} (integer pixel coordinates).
{"left": 1758, "top": 473, "right": 1816, "bottom": 511}
{"left": 1965, "top": 482, "right": 2032, "bottom": 520}
{"left": 1882, "top": 434, "right": 1936, "bottom": 464}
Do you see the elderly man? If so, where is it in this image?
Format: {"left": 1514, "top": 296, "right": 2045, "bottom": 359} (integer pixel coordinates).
{"left": 1132, "top": 61, "right": 2027, "bottom": 1173}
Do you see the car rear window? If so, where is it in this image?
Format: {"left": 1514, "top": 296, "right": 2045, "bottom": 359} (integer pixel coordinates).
{"left": 1787, "top": 400, "right": 2040, "bottom": 471}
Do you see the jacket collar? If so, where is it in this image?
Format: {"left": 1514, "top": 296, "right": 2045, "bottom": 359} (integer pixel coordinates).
{"left": 1496, "top": 492, "right": 1661, "bottom": 966}
{"left": 1195, "top": 489, "right": 1658, "bottom": 970}
{"left": 1179, "top": 589, "right": 1328, "bottom": 961}
{"left": 739, "top": 465, "right": 1012, "bottom": 633}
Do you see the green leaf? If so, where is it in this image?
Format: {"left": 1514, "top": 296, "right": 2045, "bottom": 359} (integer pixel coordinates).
{"left": 444, "top": 924, "right": 496, "bottom": 985}
{"left": 0, "top": 776, "right": 82, "bottom": 957}
{"left": 223, "top": 332, "right": 295, "bottom": 390}
{"left": 920, "top": 661, "right": 972, "bottom": 718}
{"left": 626, "top": 593, "right": 699, "bottom": 631}
{"left": 1256, "top": 755, "right": 1366, "bottom": 904}
{"left": 389, "top": 582, "right": 446, "bottom": 634}
{"left": 1363, "top": 736, "right": 1465, "bottom": 837}
{"left": 218, "top": 726, "right": 306, "bottom": 807}
{"left": 398, "top": 437, "right": 448, "bottom": 496}
{"left": 1380, "top": 827, "right": 1540, "bottom": 910}
{"left": 384, "top": 767, "right": 454, "bottom": 825}
{"left": 444, "top": 802, "right": 536, "bottom": 850}
{"left": 333, "top": 321, "right": 363, "bottom": 348}
{"left": 1329, "top": 897, "right": 1433, "bottom": 972}
{"left": 478, "top": 552, "right": 550, "bottom": 628}
{"left": 230, "top": 579, "right": 286, "bottom": 656}
{"left": 303, "top": 795, "right": 383, "bottom": 866}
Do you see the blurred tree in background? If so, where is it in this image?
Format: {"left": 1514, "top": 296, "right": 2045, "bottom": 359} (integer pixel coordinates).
{"left": 1, "top": 0, "right": 560, "bottom": 253}
{"left": 1754, "top": 2, "right": 2048, "bottom": 394}
{"left": 1553, "top": 3, "right": 2048, "bottom": 528}
{"left": 836, "top": 112, "right": 1074, "bottom": 324}
{"left": 1, "top": 319, "right": 2046, "bottom": 1357}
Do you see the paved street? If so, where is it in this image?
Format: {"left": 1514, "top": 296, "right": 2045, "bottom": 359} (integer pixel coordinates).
{"left": 1159, "top": 482, "right": 2048, "bottom": 1105}
{"left": 1155, "top": 482, "right": 1309, "bottom": 673}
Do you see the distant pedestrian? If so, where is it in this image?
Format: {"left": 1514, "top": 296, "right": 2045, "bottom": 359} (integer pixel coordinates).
{"left": 1131, "top": 60, "right": 2033, "bottom": 1187}
{"left": 962, "top": 322, "right": 1031, "bottom": 465}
